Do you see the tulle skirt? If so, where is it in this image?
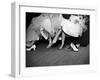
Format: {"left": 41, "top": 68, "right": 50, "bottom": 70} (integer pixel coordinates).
{"left": 61, "top": 19, "right": 83, "bottom": 37}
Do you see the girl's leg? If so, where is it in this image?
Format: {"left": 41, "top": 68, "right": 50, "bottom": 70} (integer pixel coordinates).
{"left": 52, "top": 29, "right": 62, "bottom": 44}
{"left": 46, "top": 35, "right": 53, "bottom": 48}
{"left": 59, "top": 32, "right": 65, "bottom": 49}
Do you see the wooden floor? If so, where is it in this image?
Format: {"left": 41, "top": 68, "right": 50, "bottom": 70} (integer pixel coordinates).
{"left": 26, "top": 40, "right": 89, "bottom": 67}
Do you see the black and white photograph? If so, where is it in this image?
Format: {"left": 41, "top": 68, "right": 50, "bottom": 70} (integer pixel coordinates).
{"left": 11, "top": 2, "right": 96, "bottom": 77}
{"left": 26, "top": 12, "right": 90, "bottom": 67}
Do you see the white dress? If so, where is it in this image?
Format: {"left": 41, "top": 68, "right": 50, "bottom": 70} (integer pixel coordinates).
{"left": 26, "top": 13, "right": 62, "bottom": 42}
{"left": 61, "top": 19, "right": 83, "bottom": 37}
{"left": 61, "top": 15, "right": 86, "bottom": 37}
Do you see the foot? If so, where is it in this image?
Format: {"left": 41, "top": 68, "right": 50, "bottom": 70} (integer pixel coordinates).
{"left": 26, "top": 45, "right": 36, "bottom": 51}
{"left": 46, "top": 43, "right": 52, "bottom": 48}
{"left": 70, "top": 43, "right": 78, "bottom": 52}
{"left": 26, "top": 48, "right": 32, "bottom": 51}
{"left": 31, "top": 45, "right": 36, "bottom": 51}
{"left": 59, "top": 47, "right": 63, "bottom": 49}
{"left": 59, "top": 46, "right": 63, "bottom": 49}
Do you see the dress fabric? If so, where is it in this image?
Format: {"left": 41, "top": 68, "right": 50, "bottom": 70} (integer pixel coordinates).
{"left": 61, "top": 19, "right": 83, "bottom": 37}
{"left": 26, "top": 13, "right": 62, "bottom": 42}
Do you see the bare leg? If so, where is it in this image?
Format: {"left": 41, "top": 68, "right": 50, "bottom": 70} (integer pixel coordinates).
{"left": 59, "top": 32, "right": 65, "bottom": 49}
{"left": 40, "top": 27, "right": 48, "bottom": 40}
{"left": 52, "top": 29, "right": 62, "bottom": 44}
{"left": 46, "top": 36, "right": 53, "bottom": 48}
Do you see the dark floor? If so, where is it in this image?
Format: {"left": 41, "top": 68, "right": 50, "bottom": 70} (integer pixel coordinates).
{"left": 26, "top": 39, "right": 89, "bottom": 67}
